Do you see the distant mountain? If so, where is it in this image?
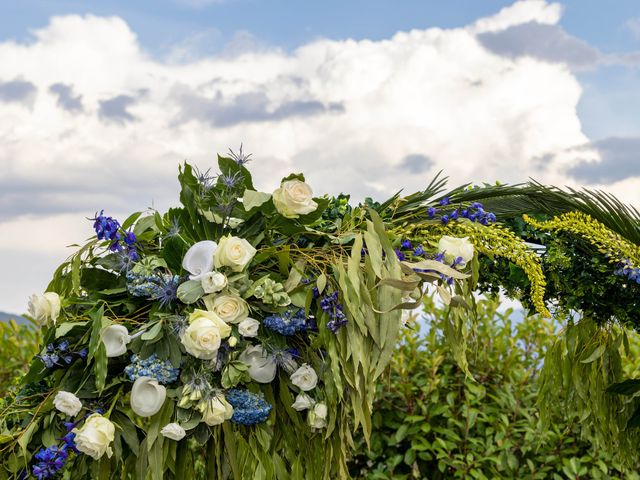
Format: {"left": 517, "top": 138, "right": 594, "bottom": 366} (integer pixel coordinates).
{"left": 0, "top": 311, "right": 28, "bottom": 324}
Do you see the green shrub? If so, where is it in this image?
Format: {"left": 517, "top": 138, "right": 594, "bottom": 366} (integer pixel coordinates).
{"left": 350, "top": 296, "right": 640, "bottom": 479}
{"left": 0, "top": 319, "right": 40, "bottom": 398}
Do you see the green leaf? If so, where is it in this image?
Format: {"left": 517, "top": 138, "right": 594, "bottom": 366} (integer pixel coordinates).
{"left": 607, "top": 379, "right": 640, "bottom": 395}
{"left": 177, "top": 280, "right": 204, "bottom": 304}
{"left": 243, "top": 190, "right": 272, "bottom": 211}
{"left": 141, "top": 321, "right": 164, "bottom": 342}
{"left": 581, "top": 345, "right": 605, "bottom": 363}
{"left": 55, "top": 321, "right": 88, "bottom": 338}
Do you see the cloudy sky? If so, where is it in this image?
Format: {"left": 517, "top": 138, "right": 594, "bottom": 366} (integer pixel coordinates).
{"left": 1, "top": 0, "right": 640, "bottom": 314}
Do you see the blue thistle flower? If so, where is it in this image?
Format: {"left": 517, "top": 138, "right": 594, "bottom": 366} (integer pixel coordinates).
{"left": 228, "top": 144, "right": 252, "bottom": 166}
{"left": 226, "top": 389, "right": 272, "bottom": 426}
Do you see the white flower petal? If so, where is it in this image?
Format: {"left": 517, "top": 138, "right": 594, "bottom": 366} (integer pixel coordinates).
{"left": 239, "top": 345, "right": 277, "bottom": 383}
{"left": 131, "top": 377, "right": 166, "bottom": 417}
{"left": 182, "top": 240, "right": 218, "bottom": 281}
{"left": 100, "top": 325, "right": 130, "bottom": 357}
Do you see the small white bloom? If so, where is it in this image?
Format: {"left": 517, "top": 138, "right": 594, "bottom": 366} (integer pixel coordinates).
{"left": 238, "top": 318, "right": 260, "bottom": 337}
{"left": 72, "top": 414, "right": 115, "bottom": 460}
{"left": 181, "top": 309, "right": 231, "bottom": 360}
{"left": 182, "top": 240, "right": 218, "bottom": 281}
{"left": 130, "top": 376, "right": 167, "bottom": 417}
{"left": 214, "top": 235, "right": 256, "bottom": 272}
{"left": 239, "top": 345, "right": 277, "bottom": 383}
{"left": 197, "top": 395, "right": 234, "bottom": 426}
{"left": 438, "top": 236, "right": 474, "bottom": 266}
{"left": 161, "top": 423, "right": 186, "bottom": 441}
{"left": 53, "top": 391, "right": 82, "bottom": 417}
{"left": 290, "top": 364, "right": 318, "bottom": 391}
{"left": 27, "top": 292, "right": 61, "bottom": 326}
{"left": 100, "top": 325, "right": 131, "bottom": 357}
{"left": 307, "top": 402, "right": 328, "bottom": 429}
{"left": 204, "top": 294, "right": 249, "bottom": 324}
{"left": 228, "top": 336, "right": 238, "bottom": 347}
{"left": 291, "top": 393, "right": 314, "bottom": 411}
{"left": 272, "top": 179, "right": 318, "bottom": 218}
{"left": 201, "top": 271, "right": 227, "bottom": 294}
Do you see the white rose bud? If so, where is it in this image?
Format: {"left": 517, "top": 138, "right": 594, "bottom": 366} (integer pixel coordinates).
{"left": 201, "top": 272, "right": 227, "bottom": 294}
{"left": 290, "top": 364, "right": 318, "bottom": 391}
{"left": 72, "top": 414, "right": 115, "bottom": 460}
{"left": 291, "top": 392, "right": 315, "bottom": 411}
{"left": 181, "top": 309, "right": 231, "bottom": 360}
{"left": 204, "top": 294, "right": 249, "bottom": 324}
{"left": 228, "top": 336, "right": 238, "bottom": 347}
{"left": 438, "top": 236, "right": 474, "bottom": 266}
{"left": 239, "top": 345, "right": 277, "bottom": 383}
{"left": 272, "top": 179, "right": 318, "bottom": 219}
{"left": 198, "top": 395, "right": 234, "bottom": 426}
{"left": 182, "top": 240, "right": 218, "bottom": 281}
{"left": 214, "top": 235, "right": 256, "bottom": 272}
{"left": 238, "top": 318, "right": 260, "bottom": 337}
{"left": 160, "top": 423, "right": 186, "bottom": 441}
{"left": 53, "top": 391, "right": 83, "bottom": 417}
{"left": 307, "top": 402, "right": 328, "bottom": 429}
{"left": 100, "top": 325, "right": 131, "bottom": 357}
{"left": 130, "top": 376, "right": 167, "bottom": 417}
{"left": 27, "top": 292, "right": 61, "bottom": 326}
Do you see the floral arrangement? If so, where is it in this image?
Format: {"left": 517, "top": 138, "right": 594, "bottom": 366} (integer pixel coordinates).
{"left": 4, "top": 152, "right": 640, "bottom": 478}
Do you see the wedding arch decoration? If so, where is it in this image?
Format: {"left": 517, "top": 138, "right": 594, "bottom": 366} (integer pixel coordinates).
{"left": 2, "top": 151, "right": 640, "bottom": 479}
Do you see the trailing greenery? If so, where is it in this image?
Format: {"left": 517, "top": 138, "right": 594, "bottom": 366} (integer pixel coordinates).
{"left": 350, "top": 296, "right": 640, "bottom": 479}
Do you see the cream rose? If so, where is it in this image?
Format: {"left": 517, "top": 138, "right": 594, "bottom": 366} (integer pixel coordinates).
{"left": 204, "top": 294, "right": 249, "bottom": 324}
{"left": 27, "top": 292, "right": 61, "bottom": 326}
{"left": 238, "top": 318, "right": 260, "bottom": 337}
{"left": 130, "top": 377, "right": 166, "bottom": 417}
{"left": 53, "top": 391, "right": 82, "bottom": 417}
{"left": 291, "top": 392, "right": 314, "bottom": 411}
{"left": 239, "top": 345, "right": 277, "bottom": 383}
{"left": 161, "top": 423, "right": 186, "bottom": 441}
{"left": 272, "top": 179, "right": 318, "bottom": 218}
{"left": 201, "top": 272, "right": 227, "bottom": 294}
{"left": 214, "top": 235, "right": 256, "bottom": 272}
{"left": 181, "top": 309, "right": 231, "bottom": 360}
{"left": 198, "top": 395, "right": 234, "bottom": 426}
{"left": 307, "top": 402, "right": 327, "bottom": 429}
{"left": 182, "top": 240, "right": 217, "bottom": 281}
{"left": 100, "top": 325, "right": 130, "bottom": 357}
{"left": 290, "top": 364, "right": 318, "bottom": 391}
{"left": 438, "top": 236, "right": 475, "bottom": 266}
{"left": 72, "top": 414, "right": 115, "bottom": 460}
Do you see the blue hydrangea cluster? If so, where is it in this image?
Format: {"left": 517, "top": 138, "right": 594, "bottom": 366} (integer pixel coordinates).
{"left": 92, "top": 210, "right": 139, "bottom": 260}
{"left": 427, "top": 199, "right": 496, "bottom": 226}
{"left": 615, "top": 260, "right": 640, "bottom": 283}
{"left": 39, "top": 340, "right": 87, "bottom": 370}
{"left": 126, "top": 271, "right": 181, "bottom": 308}
{"left": 263, "top": 308, "right": 309, "bottom": 335}
{"left": 31, "top": 423, "right": 78, "bottom": 479}
{"left": 124, "top": 354, "right": 180, "bottom": 384}
{"left": 318, "top": 291, "right": 348, "bottom": 333}
{"left": 226, "top": 389, "right": 273, "bottom": 426}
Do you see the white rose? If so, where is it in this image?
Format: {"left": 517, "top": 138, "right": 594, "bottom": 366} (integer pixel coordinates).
{"left": 130, "top": 376, "right": 167, "bottom": 417}
{"left": 160, "top": 423, "right": 186, "bottom": 441}
{"left": 27, "top": 292, "right": 61, "bottom": 326}
{"left": 307, "top": 402, "right": 327, "bottom": 429}
{"left": 290, "top": 364, "right": 318, "bottom": 391}
{"left": 53, "top": 391, "right": 82, "bottom": 417}
{"left": 239, "top": 345, "right": 277, "bottom": 383}
{"left": 182, "top": 240, "right": 218, "bottom": 281}
{"left": 197, "top": 395, "right": 234, "bottom": 426}
{"left": 238, "top": 318, "right": 260, "bottom": 337}
{"left": 272, "top": 179, "right": 318, "bottom": 219}
{"left": 100, "top": 325, "right": 130, "bottom": 357}
{"left": 214, "top": 235, "right": 256, "bottom": 272}
{"left": 201, "top": 272, "right": 227, "bottom": 294}
{"left": 291, "top": 393, "right": 314, "bottom": 411}
{"left": 181, "top": 309, "right": 231, "bottom": 360}
{"left": 438, "top": 236, "right": 475, "bottom": 266}
{"left": 72, "top": 414, "right": 115, "bottom": 460}
{"left": 204, "top": 294, "right": 249, "bottom": 324}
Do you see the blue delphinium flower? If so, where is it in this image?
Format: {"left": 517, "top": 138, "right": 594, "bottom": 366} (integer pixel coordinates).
{"left": 615, "top": 260, "right": 640, "bottom": 283}
{"left": 427, "top": 207, "right": 437, "bottom": 219}
{"left": 263, "top": 308, "right": 308, "bottom": 336}
{"left": 401, "top": 239, "right": 412, "bottom": 249}
{"left": 320, "top": 291, "right": 348, "bottom": 333}
{"left": 395, "top": 248, "right": 406, "bottom": 261}
{"left": 39, "top": 341, "right": 85, "bottom": 370}
{"left": 124, "top": 354, "right": 180, "bottom": 384}
{"left": 413, "top": 244, "right": 425, "bottom": 256}
{"left": 32, "top": 446, "right": 69, "bottom": 480}
{"left": 439, "top": 197, "right": 450, "bottom": 206}
{"left": 92, "top": 210, "right": 122, "bottom": 251}
{"left": 226, "top": 389, "right": 272, "bottom": 426}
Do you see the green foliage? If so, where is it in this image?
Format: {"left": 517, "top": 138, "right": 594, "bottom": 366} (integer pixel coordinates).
{"left": 350, "top": 296, "right": 640, "bottom": 479}
{"left": 0, "top": 320, "right": 40, "bottom": 398}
